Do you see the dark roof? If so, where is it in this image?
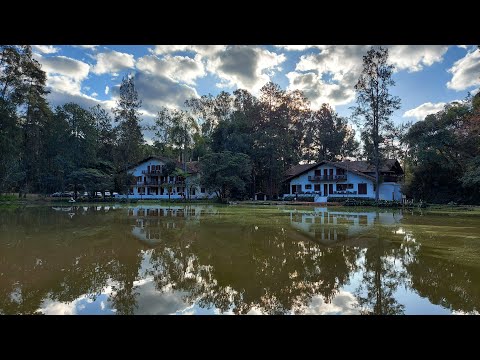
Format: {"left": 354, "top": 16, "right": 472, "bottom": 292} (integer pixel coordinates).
{"left": 126, "top": 156, "right": 200, "bottom": 174}
{"left": 285, "top": 163, "right": 316, "bottom": 178}
{"left": 284, "top": 159, "right": 403, "bottom": 183}
{"left": 338, "top": 159, "right": 402, "bottom": 174}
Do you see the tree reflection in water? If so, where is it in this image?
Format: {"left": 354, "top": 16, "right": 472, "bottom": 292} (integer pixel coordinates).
{"left": 1, "top": 205, "right": 480, "bottom": 314}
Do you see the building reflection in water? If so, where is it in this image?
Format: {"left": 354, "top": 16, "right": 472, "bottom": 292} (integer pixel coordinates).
{"left": 128, "top": 205, "right": 218, "bottom": 246}
{"left": 2, "top": 204, "right": 479, "bottom": 315}
{"left": 287, "top": 207, "right": 403, "bottom": 244}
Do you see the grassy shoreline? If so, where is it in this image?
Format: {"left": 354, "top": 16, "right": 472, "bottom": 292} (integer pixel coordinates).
{"left": 2, "top": 195, "right": 480, "bottom": 215}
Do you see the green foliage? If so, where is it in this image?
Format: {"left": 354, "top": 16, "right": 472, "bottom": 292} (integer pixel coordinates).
{"left": 67, "top": 168, "right": 113, "bottom": 195}
{"left": 199, "top": 151, "right": 252, "bottom": 200}
{"left": 404, "top": 95, "right": 480, "bottom": 204}
{"left": 283, "top": 195, "right": 315, "bottom": 202}
{"left": 304, "top": 104, "right": 358, "bottom": 161}
{"left": 352, "top": 47, "right": 401, "bottom": 201}
{"left": 113, "top": 75, "right": 144, "bottom": 170}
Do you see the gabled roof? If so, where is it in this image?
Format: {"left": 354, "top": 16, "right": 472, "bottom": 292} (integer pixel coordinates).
{"left": 285, "top": 159, "right": 403, "bottom": 183}
{"left": 338, "top": 159, "right": 403, "bottom": 174}
{"left": 285, "top": 163, "right": 316, "bottom": 178}
{"left": 126, "top": 156, "right": 200, "bottom": 174}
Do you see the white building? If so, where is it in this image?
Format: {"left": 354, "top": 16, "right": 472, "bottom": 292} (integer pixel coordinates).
{"left": 285, "top": 159, "right": 403, "bottom": 202}
{"left": 115, "top": 156, "right": 214, "bottom": 200}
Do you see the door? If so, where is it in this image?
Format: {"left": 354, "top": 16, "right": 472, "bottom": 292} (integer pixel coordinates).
{"left": 329, "top": 169, "right": 334, "bottom": 178}
{"left": 329, "top": 184, "right": 334, "bottom": 195}
{"left": 358, "top": 183, "right": 367, "bottom": 195}
{"left": 324, "top": 184, "right": 328, "bottom": 196}
{"left": 323, "top": 169, "right": 328, "bottom": 177}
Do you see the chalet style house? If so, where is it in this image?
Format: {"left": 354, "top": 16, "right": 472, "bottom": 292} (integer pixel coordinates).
{"left": 115, "top": 156, "right": 213, "bottom": 200}
{"left": 285, "top": 159, "right": 404, "bottom": 202}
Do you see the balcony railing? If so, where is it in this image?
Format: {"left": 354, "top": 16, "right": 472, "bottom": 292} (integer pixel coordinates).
{"left": 141, "top": 169, "right": 163, "bottom": 175}
{"left": 136, "top": 181, "right": 185, "bottom": 186}
{"left": 308, "top": 175, "right": 347, "bottom": 182}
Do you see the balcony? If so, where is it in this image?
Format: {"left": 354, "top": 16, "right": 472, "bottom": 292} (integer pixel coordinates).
{"left": 308, "top": 175, "right": 347, "bottom": 182}
{"left": 136, "top": 181, "right": 185, "bottom": 186}
{"left": 141, "top": 169, "right": 163, "bottom": 175}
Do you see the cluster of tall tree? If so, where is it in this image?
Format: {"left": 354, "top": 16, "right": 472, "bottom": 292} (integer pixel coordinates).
{"left": 403, "top": 94, "right": 480, "bottom": 204}
{"left": 3, "top": 45, "right": 477, "bottom": 203}
{"left": 153, "top": 84, "right": 360, "bottom": 199}
{"left": 0, "top": 46, "right": 147, "bottom": 197}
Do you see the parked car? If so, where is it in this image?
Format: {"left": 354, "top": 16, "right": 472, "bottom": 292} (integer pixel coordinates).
{"left": 51, "top": 192, "right": 62, "bottom": 197}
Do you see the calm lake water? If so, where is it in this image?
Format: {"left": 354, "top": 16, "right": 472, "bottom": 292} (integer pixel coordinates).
{"left": 1, "top": 204, "right": 480, "bottom": 315}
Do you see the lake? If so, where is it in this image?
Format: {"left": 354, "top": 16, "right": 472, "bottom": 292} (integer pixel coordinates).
{"left": 1, "top": 204, "right": 479, "bottom": 315}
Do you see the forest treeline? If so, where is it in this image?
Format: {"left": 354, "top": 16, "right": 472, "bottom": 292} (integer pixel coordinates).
{"left": 1, "top": 45, "right": 479, "bottom": 203}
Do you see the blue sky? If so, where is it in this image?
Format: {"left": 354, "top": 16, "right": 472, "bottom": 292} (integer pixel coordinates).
{"left": 32, "top": 45, "right": 480, "bottom": 142}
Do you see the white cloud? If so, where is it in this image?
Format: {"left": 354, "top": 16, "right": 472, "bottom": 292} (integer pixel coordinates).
{"left": 403, "top": 101, "right": 446, "bottom": 120}
{"left": 33, "top": 45, "right": 59, "bottom": 54}
{"left": 152, "top": 45, "right": 225, "bottom": 57}
{"left": 150, "top": 45, "right": 286, "bottom": 92}
{"left": 33, "top": 54, "right": 90, "bottom": 98}
{"left": 275, "top": 45, "right": 316, "bottom": 51}
{"left": 105, "top": 85, "right": 109, "bottom": 95}
{"left": 132, "top": 72, "right": 199, "bottom": 112}
{"left": 303, "top": 291, "right": 360, "bottom": 315}
{"left": 91, "top": 92, "right": 98, "bottom": 97}
{"left": 137, "top": 54, "right": 206, "bottom": 85}
{"left": 92, "top": 50, "right": 135, "bottom": 75}
{"left": 39, "top": 298, "right": 77, "bottom": 315}
{"left": 287, "top": 71, "right": 356, "bottom": 108}
{"left": 74, "top": 45, "right": 98, "bottom": 50}
{"left": 35, "top": 54, "right": 89, "bottom": 81}
{"left": 206, "top": 45, "right": 286, "bottom": 93}
{"left": 447, "top": 49, "right": 480, "bottom": 91}
{"left": 152, "top": 45, "right": 191, "bottom": 54}
{"left": 388, "top": 45, "right": 448, "bottom": 72}
{"left": 287, "top": 45, "right": 449, "bottom": 108}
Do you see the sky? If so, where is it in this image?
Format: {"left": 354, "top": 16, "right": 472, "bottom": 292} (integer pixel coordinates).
{"left": 31, "top": 45, "right": 480, "bottom": 142}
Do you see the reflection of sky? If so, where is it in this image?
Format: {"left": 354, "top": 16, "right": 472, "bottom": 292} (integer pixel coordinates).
{"left": 30, "top": 208, "right": 464, "bottom": 315}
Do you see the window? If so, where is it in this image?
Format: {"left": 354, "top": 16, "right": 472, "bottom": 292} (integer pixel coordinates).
{"left": 336, "top": 184, "right": 354, "bottom": 191}
{"left": 169, "top": 176, "right": 174, "bottom": 182}
{"left": 358, "top": 183, "right": 367, "bottom": 195}
{"left": 329, "top": 169, "right": 334, "bottom": 176}
{"left": 373, "top": 184, "right": 376, "bottom": 192}
{"left": 305, "top": 184, "right": 312, "bottom": 190}
{"left": 336, "top": 168, "right": 345, "bottom": 175}
{"left": 137, "top": 176, "right": 142, "bottom": 182}
{"left": 314, "top": 169, "right": 321, "bottom": 177}
{"left": 192, "top": 188, "right": 196, "bottom": 196}
{"left": 314, "top": 184, "right": 321, "bottom": 192}
{"left": 292, "top": 184, "right": 302, "bottom": 193}
{"left": 201, "top": 187, "right": 206, "bottom": 193}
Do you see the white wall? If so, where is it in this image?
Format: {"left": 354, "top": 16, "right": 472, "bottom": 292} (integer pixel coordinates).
{"left": 378, "top": 183, "right": 402, "bottom": 201}
{"left": 288, "top": 164, "right": 375, "bottom": 198}
{"left": 115, "top": 159, "right": 216, "bottom": 200}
